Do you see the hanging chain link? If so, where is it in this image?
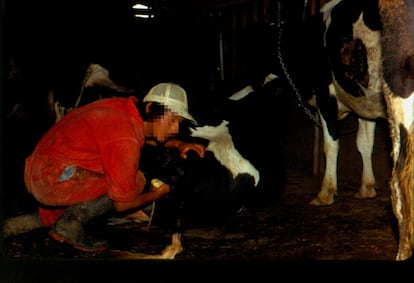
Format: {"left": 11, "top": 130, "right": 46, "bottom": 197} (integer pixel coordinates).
{"left": 276, "top": 1, "right": 321, "bottom": 128}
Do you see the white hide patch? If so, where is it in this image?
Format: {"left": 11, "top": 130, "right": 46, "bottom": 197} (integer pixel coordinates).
{"left": 190, "top": 120, "right": 260, "bottom": 186}
{"left": 401, "top": 93, "right": 414, "bottom": 129}
{"left": 228, "top": 73, "right": 279, "bottom": 101}
{"left": 228, "top": 85, "right": 254, "bottom": 101}
{"left": 262, "top": 73, "right": 278, "bottom": 86}
{"left": 387, "top": 92, "right": 414, "bottom": 162}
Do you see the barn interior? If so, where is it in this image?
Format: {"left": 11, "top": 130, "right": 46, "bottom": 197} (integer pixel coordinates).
{"left": 1, "top": 0, "right": 411, "bottom": 280}
{"left": 2, "top": 0, "right": 316, "bottom": 222}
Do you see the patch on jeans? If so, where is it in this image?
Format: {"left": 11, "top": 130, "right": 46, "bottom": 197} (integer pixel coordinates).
{"left": 58, "top": 165, "right": 77, "bottom": 182}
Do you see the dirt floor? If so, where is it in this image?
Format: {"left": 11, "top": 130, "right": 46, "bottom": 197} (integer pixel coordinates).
{"left": 1, "top": 97, "right": 413, "bottom": 280}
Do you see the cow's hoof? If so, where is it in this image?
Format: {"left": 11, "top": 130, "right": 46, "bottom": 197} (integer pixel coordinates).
{"left": 396, "top": 249, "right": 412, "bottom": 261}
{"left": 354, "top": 189, "right": 376, "bottom": 199}
{"left": 309, "top": 196, "right": 334, "bottom": 206}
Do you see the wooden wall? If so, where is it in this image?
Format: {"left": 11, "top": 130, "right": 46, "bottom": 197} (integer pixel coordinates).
{"left": 198, "top": 0, "right": 329, "bottom": 83}
{"left": 198, "top": 0, "right": 274, "bottom": 82}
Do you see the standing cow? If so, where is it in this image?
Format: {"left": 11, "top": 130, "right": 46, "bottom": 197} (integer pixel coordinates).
{"left": 299, "top": 0, "right": 414, "bottom": 260}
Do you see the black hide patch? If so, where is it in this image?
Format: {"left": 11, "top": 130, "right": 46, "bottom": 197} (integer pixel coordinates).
{"left": 396, "top": 124, "right": 408, "bottom": 172}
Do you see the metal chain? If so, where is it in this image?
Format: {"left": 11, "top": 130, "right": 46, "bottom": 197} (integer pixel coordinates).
{"left": 276, "top": 1, "right": 321, "bottom": 128}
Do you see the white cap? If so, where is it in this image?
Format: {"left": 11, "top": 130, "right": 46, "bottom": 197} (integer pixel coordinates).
{"left": 143, "top": 83, "right": 197, "bottom": 124}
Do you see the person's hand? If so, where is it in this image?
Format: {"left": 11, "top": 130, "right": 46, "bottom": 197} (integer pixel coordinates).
{"left": 163, "top": 139, "right": 205, "bottom": 159}
{"left": 177, "top": 142, "right": 205, "bottom": 159}
{"left": 113, "top": 178, "right": 170, "bottom": 212}
{"left": 150, "top": 179, "right": 171, "bottom": 196}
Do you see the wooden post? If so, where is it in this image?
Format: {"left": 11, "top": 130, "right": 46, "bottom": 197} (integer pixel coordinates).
{"left": 313, "top": 117, "right": 323, "bottom": 176}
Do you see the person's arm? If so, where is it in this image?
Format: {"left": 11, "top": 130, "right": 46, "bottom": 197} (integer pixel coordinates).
{"left": 113, "top": 181, "right": 170, "bottom": 212}
{"left": 163, "top": 139, "right": 205, "bottom": 159}
{"left": 111, "top": 139, "right": 205, "bottom": 212}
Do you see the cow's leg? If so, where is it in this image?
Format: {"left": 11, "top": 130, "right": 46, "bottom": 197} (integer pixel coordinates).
{"left": 378, "top": 0, "right": 414, "bottom": 260}
{"left": 385, "top": 92, "right": 414, "bottom": 261}
{"left": 392, "top": 136, "right": 414, "bottom": 261}
{"left": 355, "top": 118, "right": 377, "bottom": 199}
{"left": 310, "top": 112, "right": 338, "bottom": 206}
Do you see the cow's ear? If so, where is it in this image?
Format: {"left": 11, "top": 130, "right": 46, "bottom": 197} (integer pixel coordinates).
{"left": 145, "top": 102, "right": 153, "bottom": 114}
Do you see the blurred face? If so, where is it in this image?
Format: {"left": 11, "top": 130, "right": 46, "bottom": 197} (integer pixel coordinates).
{"left": 153, "top": 110, "right": 183, "bottom": 143}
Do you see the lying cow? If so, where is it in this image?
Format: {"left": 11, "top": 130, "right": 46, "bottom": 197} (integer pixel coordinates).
{"left": 297, "top": 0, "right": 414, "bottom": 260}
{"left": 139, "top": 75, "right": 286, "bottom": 227}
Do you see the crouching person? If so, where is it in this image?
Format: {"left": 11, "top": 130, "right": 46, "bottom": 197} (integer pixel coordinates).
{"left": 24, "top": 82, "right": 205, "bottom": 252}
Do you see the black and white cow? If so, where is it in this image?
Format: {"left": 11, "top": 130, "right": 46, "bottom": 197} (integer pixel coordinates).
{"left": 298, "top": 0, "right": 414, "bottom": 260}
{"left": 140, "top": 74, "right": 287, "bottom": 227}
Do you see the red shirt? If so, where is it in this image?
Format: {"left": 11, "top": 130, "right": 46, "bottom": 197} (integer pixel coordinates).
{"left": 31, "top": 96, "right": 145, "bottom": 202}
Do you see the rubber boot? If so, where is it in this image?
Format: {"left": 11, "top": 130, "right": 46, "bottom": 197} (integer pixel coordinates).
{"left": 49, "top": 195, "right": 114, "bottom": 252}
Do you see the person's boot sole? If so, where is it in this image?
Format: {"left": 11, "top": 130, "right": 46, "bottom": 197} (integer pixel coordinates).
{"left": 49, "top": 230, "right": 108, "bottom": 252}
